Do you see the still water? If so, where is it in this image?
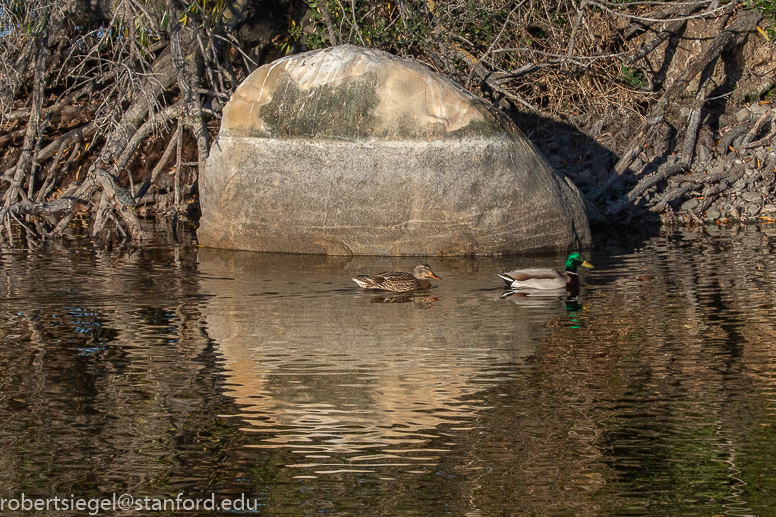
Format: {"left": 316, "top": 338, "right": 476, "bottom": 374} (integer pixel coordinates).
{"left": 1, "top": 224, "right": 776, "bottom": 515}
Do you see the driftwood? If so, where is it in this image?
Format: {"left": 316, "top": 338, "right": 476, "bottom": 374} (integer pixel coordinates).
{"left": 589, "top": 7, "right": 762, "bottom": 204}
{"left": 681, "top": 57, "right": 716, "bottom": 162}
{"left": 0, "top": 0, "right": 277, "bottom": 243}
{"left": 623, "top": 2, "right": 704, "bottom": 65}
{"left": 0, "top": 0, "right": 771, "bottom": 241}
{"left": 622, "top": 1, "right": 715, "bottom": 40}
{"left": 741, "top": 108, "right": 776, "bottom": 148}
{"left": 649, "top": 164, "right": 747, "bottom": 212}
{"left": 606, "top": 161, "right": 688, "bottom": 216}
{"left": 718, "top": 123, "right": 754, "bottom": 153}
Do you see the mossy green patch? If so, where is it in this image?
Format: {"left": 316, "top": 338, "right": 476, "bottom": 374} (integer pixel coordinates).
{"left": 257, "top": 77, "right": 381, "bottom": 140}
{"left": 246, "top": 70, "right": 506, "bottom": 140}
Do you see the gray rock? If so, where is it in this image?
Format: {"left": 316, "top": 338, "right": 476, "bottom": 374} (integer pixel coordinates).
{"left": 743, "top": 191, "right": 763, "bottom": 203}
{"left": 762, "top": 204, "right": 776, "bottom": 213}
{"left": 198, "top": 45, "right": 591, "bottom": 255}
{"left": 629, "top": 157, "right": 644, "bottom": 173}
{"left": 696, "top": 145, "right": 710, "bottom": 164}
{"left": 736, "top": 107, "right": 751, "bottom": 122}
{"left": 681, "top": 198, "right": 699, "bottom": 211}
{"left": 751, "top": 102, "right": 771, "bottom": 115}
{"left": 746, "top": 203, "right": 761, "bottom": 216}
{"left": 705, "top": 206, "right": 722, "bottom": 221}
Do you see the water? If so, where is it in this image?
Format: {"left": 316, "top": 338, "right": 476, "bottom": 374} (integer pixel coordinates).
{"left": 1, "top": 224, "right": 776, "bottom": 515}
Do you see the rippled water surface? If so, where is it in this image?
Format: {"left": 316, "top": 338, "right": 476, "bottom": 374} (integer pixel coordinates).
{"left": 2, "top": 225, "right": 776, "bottom": 515}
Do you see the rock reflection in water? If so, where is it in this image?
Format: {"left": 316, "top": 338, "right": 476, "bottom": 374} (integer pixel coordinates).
{"left": 6, "top": 225, "right": 776, "bottom": 514}
{"left": 197, "top": 249, "right": 562, "bottom": 475}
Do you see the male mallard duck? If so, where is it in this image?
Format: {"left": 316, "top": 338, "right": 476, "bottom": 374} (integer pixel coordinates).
{"left": 352, "top": 264, "right": 441, "bottom": 292}
{"left": 498, "top": 252, "right": 593, "bottom": 291}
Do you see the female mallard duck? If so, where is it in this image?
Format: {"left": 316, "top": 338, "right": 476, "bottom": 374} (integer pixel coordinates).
{"left": 498, "top": 252, "right": 593, "bottom": 291}
{"left": 353, "top": 264, "right": 441, "bottom": 292}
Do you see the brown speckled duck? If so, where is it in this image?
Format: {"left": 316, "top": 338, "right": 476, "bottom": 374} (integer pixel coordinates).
{"left": 352, "top": 264, "right": 441, "bottom": 292}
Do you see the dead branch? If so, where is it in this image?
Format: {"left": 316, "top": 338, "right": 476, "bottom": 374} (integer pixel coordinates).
{"left": 590, "top": 8, "right": 762, "bottom": 202}
{"left": 742, "top": 117, "right": 776, "bottom": 149}
{"left": 623, "top": 5, "right": 696, "bottom": 66}
{"left": 136, "top": 125, "right": 181, "bottom": 202}
{"left": 741, "top": 108, "right": 776, "bottom": 147}
{"left": 35, "top": 121, "right": 96, "bottom": 163}
{"left": 3, "top": 31, "right": 48, "bottom": 211}
{"left": 114, "top": 101, "right": 185, "bottom": 173}
{"left": 650, "top": 164, "right": 747, "bottom": 211}
{"left": 681, "top": 57, "right": 717, "bottom": 162}
{"left": 606, "top": 161, "right": 689, "bottom": 216}
{"left": 622, "top": 0, "right": 711, "bottom": 40}
{"left": 718, "top": 123, "right": 753, "bottom": 153}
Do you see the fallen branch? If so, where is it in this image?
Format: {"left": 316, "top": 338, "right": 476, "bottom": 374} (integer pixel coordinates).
{"left": 592, "top": 8, "right": 761, "bottom": 202}
{"left": 606, "top": 161, "right": 688, "bottom": 216}
{"left": 136, "top": 125, "right": 181, "bottom": 201}
{"left": 650, "top": 164, "right": 746, "bottom": 211}
{"left": 718, "top": 122, "right": 753, "bottom": 153}
{"left": 622, "top": 0, "right": 712, "bottom": 40}
{"left": 0, "top": 195, "right": 78, "bottom": 222}
{"left": 624, "top": 1, "right": 705, "bottom": 65}
{"left": 35, "top": 121, "right": 96, "bottom": 163}
{"left": 741, "top": 107, "right": 776, "bottom": 148}
{"left": 681, "top": 58, "right": 717, "bottom": 162}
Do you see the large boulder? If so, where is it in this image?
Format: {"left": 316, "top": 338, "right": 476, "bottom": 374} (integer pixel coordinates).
{"left": 198, "top": 45, "right": 591, "bottom": 255}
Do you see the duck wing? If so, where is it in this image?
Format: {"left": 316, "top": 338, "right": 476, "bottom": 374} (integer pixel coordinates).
{"left": 352, "top": 274, "right": 388, "bottom": 289}
{"left": 353, "top": 271, "right": 417, "bottom": 291}
{"left": 498, "top": 267, "right": 568, "bottom": 290}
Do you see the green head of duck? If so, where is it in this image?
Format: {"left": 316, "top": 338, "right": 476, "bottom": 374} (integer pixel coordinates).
{"left": 565, "top": 252, "right": 594, "bottom": 273}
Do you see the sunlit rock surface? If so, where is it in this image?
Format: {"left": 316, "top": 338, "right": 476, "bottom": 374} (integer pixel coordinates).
{"left": 198, "top": 45, "right": 591, "bottom": 255}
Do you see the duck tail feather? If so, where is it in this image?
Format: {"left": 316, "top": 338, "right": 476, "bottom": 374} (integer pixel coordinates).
{"left": 497, "top": 273, "right": 515, "bottom": 286}
{"left": 352, "top": 277, "right": 371, "bottom": 289}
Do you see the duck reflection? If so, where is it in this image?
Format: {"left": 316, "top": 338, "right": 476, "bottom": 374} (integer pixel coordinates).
{"left": 500, "top": 289, "right": 572, "bottom": 306}
{"left": 500, "top": 283, "right": 583, "bottom": 302}
{"left": 364, "top": 291, "right": 440, "bottom": 307}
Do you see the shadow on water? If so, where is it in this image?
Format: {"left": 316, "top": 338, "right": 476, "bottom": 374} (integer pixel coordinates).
{"left": 2, "top": 224, "right": 776, "bottom": 514}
